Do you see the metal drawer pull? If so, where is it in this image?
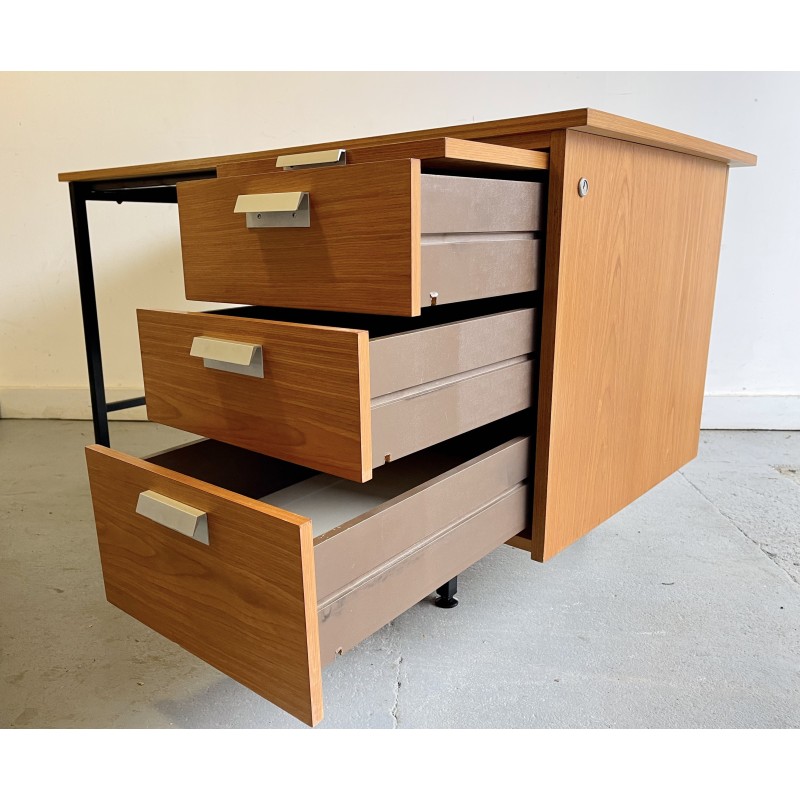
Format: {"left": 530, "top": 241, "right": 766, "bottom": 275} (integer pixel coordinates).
{"left": 190, "top": 336, "right": 264, "bottom": 378}
{"left": 136, "top": 490, "right": 209, "bottom": 544}
{"left": 276, "top": 148, "right": 346, "bottom": 170}
{"left": 234, "top": 191, "right": 310, "bottom": 228}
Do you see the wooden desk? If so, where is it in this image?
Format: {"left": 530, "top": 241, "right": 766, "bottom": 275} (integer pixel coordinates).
{"left": 64, "top": 108, "right": 755, "bottom": 725}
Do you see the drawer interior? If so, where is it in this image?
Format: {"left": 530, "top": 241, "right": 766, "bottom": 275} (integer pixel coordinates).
{"left": 147, "top": 412, "right": 529, "bottom": 516}
{"left": 259, "top": 452, "right": 462, "bottom": 538}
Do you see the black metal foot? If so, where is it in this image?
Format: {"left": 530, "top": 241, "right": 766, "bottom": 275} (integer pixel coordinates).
{"left": 434, "top": 577, "right": 458, "bottom": 608}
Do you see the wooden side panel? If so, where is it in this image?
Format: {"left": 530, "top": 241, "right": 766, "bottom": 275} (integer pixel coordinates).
{"left": 138, "top": 310, "right": 372, "bottom": 482}
{"left": 178, "top": 160, "right": 421, "bottom": 316}
{"left": 533, "top": 130, "right": 729, "bottom": 561}
{"left": 85, "top": 445, "right": 323, "bottom": 726}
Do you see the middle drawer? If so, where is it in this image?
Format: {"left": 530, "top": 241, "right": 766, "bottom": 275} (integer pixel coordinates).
{"left": 138, "top": 302, "right": 536, "bottom": 482}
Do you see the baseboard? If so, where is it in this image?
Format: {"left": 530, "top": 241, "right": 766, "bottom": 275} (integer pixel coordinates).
{"left": 2, "top": 387, "right": 799, "bottom": 430}
{"left": 0, "top": 387, "right": 148, "bottom": 421}
{"left": 700, "top": 394, "right": 800, "bottom": 430}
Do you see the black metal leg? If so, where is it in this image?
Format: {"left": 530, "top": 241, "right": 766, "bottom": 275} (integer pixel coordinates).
{"left": 434, "top": 576, "right": 459, "bottom": 608}
{"left": 70, "top": 182, "right": 110, "bottom": 446}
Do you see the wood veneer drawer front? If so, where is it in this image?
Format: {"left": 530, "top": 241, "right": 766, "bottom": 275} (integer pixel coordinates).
{"left": 177, "top": 160, "right": 545, "bottom": 316}
{"left": 85, "top": 426, "right": 531, "bottom": 726}
{"left": 138, "top": 305, "right": 536, "bottom": 482}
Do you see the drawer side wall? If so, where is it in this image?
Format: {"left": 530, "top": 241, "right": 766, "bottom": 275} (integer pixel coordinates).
{"left": 318, "top": 484, "right": 528, "bottom": 665}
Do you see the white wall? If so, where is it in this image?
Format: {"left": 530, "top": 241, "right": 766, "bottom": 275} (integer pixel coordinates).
{"left": 1, "top": 72, "right": 797, "bottom": 428}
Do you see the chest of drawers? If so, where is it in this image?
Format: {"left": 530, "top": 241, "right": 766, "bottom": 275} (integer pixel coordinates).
{"left": 62, "top": 108, "right": 756, "bottom": 726}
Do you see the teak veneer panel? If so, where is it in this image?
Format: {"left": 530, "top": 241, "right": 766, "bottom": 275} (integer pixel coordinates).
{"left": 533, "top": 130, "right": 729, "bottom": 561}
{"left": 178, "top": 159, "right": 421, "bottom": 317}
{"left": 58, "top": 108, "right": 755, "bottom": 182}
{"left": 578, "top": 109, "right": 756, "bottom": 167}
{"left": 217, "top": 137, "right": 550, "bottom": 178}
{"left": 138, "top": 309, "right": 372, "bottom": 482}
{"left": 85, "top": 445, "right": 323, "bottom": 726}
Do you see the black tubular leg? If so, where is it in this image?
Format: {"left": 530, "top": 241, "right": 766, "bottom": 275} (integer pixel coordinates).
{"left": 434, "top": 577, "right": 459, "bottom": 609}
{"left": 70, "top": 182, "right": 109, "bottom": 447}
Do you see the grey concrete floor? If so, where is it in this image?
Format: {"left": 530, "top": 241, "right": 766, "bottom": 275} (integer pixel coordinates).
{"left": 1, "top": 419, "right": 799, "bottom": 728}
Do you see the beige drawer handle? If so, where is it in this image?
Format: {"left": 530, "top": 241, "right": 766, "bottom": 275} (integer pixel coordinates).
{"left": 190, "top": 336, "right": 264, "bottom": 378}
{"left": 275, "top": 148, "right": 346, "bottom": 170}
{"left": 136, "top": 490, "right": 209, "bottom": 544}
{"left": 234, "top": 191, "right": 310, "bottom": 228}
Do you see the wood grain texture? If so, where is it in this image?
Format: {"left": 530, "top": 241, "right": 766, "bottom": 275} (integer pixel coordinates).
{"left": 178, "top": 159, "right": 421, "bottom": 316}
{"left": 533, "top": 130, "right": 729, "bottom": 561}
{"left": 85, "top": 445, "right": 323, "bottom": 726}
{"left": 217, "top": 137, "right": 549, "bottom": 178}
{"left": 138, "top": 309, "right": 372, "bottom": 482}
{"left": 477, "top": 132, "right": 553, "bottom": 152}
{"left": 58, "top": 108, "right": 754, "bottom": 182}
{"left": 578, "top": 109, "right": 756, "bottom": 167}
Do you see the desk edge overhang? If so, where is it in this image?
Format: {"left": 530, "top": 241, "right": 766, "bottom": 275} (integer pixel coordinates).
{"left": 57, "top": 107, "right": 757, "bottom": 183}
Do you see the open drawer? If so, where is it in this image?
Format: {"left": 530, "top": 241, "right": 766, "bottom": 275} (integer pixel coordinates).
{"left": 177, "top": 139, "right": 547, "bottom": 316}
{"left": 138, "top": 299, "right": 536, "bottom": 481}
{"left": 85, "top": 419, "right": 531, "bottom": 726}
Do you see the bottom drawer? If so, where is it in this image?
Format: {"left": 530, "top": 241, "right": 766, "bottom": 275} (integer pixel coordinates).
{"left": 85, "top": 418, "right": 531, "bottom": 727}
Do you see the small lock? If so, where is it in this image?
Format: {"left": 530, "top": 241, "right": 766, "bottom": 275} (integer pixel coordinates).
{"left": 578, "top": 177, "right": 589, "bottom": 197}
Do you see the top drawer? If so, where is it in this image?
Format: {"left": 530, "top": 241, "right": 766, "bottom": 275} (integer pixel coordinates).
{"left": 178, "top": 159, "right": 545, "bottom": 316}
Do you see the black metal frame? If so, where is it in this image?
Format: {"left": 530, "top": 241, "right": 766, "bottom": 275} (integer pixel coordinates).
{"left": 69, "top": 171, "right": 215, "bottom": 446}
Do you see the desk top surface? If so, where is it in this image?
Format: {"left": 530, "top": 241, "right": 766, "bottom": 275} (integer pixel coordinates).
{"left": 58, "top": 107, "right": 757, "bottom": 184}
